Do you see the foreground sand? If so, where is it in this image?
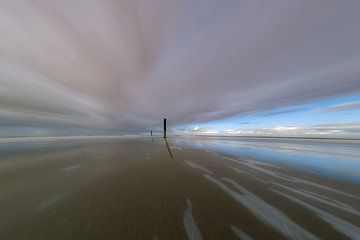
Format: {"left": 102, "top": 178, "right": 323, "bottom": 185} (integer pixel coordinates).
{"left": 0, "top": 137, "right": 359, "bottom": 239}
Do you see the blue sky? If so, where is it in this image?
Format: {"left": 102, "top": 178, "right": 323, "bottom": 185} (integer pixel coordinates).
{"left": 176, "top": 94, "right": 360, "bottom": 138}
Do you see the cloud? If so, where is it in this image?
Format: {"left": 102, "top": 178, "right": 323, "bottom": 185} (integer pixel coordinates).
{"left": 315, "top": 101, "right": 360, "bottom": 113}
{"left": 172, "top": 126, "right": 220, "bottom": 135}
{"left": 1, "top": 0, "right": 360, "bottom": 134}
{"left": 312, "top": 123, "right": 360, "bottom": 129}
{"left": 178, "top": 123, "right": 360, "bottom": 138}
{"left": 260, "top": 107, "right": 304, "bottom": 116}
{"left": 238, "top": 122, "right": 262, "bottom": 125}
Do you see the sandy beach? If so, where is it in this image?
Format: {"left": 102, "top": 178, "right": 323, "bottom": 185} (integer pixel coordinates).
{"left": 1, "top": 1, "right": 360, "bottom": 239}
{"left": 0, "top": 136, "right": 359, "bottom": 239}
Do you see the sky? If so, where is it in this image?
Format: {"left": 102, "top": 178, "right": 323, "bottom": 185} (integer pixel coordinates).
{"left": 176, "top": 95, "right": 360, "bottom": 138}
{"left": 0, "top": 0, "right": 360, "bottom": 138}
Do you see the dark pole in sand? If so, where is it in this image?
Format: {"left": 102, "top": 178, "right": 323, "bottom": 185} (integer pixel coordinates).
{"left": 151, "top": 131, "right": 153, "bottom": 136}
{"left": 163, "top": 118, "right": 167, "bottom": 138}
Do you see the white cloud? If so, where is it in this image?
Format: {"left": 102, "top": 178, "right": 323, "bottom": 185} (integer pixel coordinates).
{"left": 272, "top": 126, "right": 300, "bottom": 131}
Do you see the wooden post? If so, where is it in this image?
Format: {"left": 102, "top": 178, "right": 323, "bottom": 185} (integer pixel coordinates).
{"left": 163, "top": 118, "right": 167, "bottom": 138}
{"left": 151, "top": 131, "right": 153, "bottom": 136}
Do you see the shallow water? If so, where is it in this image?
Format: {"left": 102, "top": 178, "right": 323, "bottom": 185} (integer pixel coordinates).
{"left": 0, "top": 136, "right": 359, "bottom": 239}
{"left": 174, "top": 136, "right": 360, "bottom": 183}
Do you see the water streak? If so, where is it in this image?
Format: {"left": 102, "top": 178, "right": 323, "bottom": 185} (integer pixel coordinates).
{"left": 204, "top": 175, "right": 320, "bottom": 240}
{"left": 271, "top": 189, "right": 360, "bottom": 240}
{"left": 183, "top": 199, "right": 203, "bottom": 240}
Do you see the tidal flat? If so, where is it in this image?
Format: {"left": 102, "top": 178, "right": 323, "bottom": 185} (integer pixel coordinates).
{"left": 0, "top": 136, "right": 359, "bottom": 239}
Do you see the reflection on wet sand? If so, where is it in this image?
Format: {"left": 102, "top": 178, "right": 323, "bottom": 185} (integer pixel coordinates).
{"left": 0, "top": 136, "right": 359, "bottom": 239}
{"left": 164, "top": 138, "right": 174, "bottom": 158}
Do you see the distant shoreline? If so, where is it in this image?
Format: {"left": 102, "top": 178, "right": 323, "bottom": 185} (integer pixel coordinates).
{"left": 0, "top": 134, "right": 359, "bottom": 142}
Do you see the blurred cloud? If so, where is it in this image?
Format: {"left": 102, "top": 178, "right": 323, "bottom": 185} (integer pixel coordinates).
{"left": 1, "top": 0, "right": 360, "bottom": 134}
{"left": 315, "top": 101, "right": 360, "bottom": 113}
{"left": 260, "top": 107, "right": 304, "bottom": 116}
{"left": 238, "top": 122, "right": 262, "bottom": 125}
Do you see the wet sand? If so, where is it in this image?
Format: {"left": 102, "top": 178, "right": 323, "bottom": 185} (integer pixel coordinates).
{"left": 0, "top": 137, "right": 359, "bottom": 239}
